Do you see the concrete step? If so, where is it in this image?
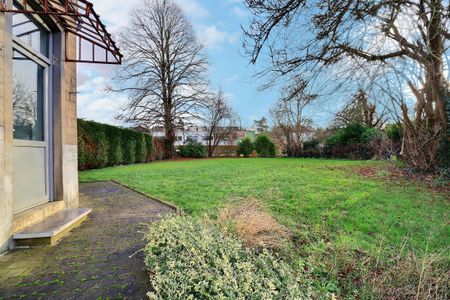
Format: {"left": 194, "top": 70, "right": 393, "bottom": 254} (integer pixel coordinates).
{"left": 13, "top": 208, "right": 91, "bottom": 247}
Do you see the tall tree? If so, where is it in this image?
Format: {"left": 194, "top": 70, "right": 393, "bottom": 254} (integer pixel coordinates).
{"left": 253, "top": 117, "right": 269, "bottom": 134}
{"left": 203, "top": 89, "right": 239, "bottom": 157}
{"left": 244, "top": 0, "right": 449, "bottom": 170}
{"left": 115, "top": 0, "right": 208, "bottom": 158}
{"left": 270, "top": 80, "right": 316, "bottom": 156}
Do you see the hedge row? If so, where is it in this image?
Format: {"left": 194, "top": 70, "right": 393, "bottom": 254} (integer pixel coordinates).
{"left": 291, "top": 144, "right": 374, "bottom": 160}
{"left": 78, "top": 119, "right": 153, "bottom": 170}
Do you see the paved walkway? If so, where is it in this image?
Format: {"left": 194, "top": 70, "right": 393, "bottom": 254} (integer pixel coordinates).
{"left": 0, "top": 181, "right": 175, "bottom": 300}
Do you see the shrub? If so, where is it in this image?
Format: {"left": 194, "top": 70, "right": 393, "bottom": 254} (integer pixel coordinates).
{"left": 361, "top": 127, "right": 382, "bottom": 144}
{"left": 322, "top": 123, "right": 381, "bottom": 160}
{"left": 301, "top": 149, "right": 322, "bottom": 158}
{"left": 77, "top": 119, "right": 153, "bottom": 170}
{"left": 323, "top": 144, "right": 374, "bottom": 160}
{"left": 178, "top": 139, "right": 207, "bottom": 158}
{"left": 326, "top": 122, "right": 381, "bottom": 146}
{"left": 255, "top": 134, "right": 276, "bottom": 157}
{"left": 303, "top": 139, "right": 319, "bottom": 150}
{"left": 385, "top": 123, "right": 402, "bottom": 141}
{"left": 237, "top": 137, "right": 254, "bottom": 157}
{"left": 144, "top": 216, "right": 317, "bottom": 300}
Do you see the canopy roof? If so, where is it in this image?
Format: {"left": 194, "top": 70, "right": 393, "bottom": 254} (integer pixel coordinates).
{"left": 1, "top": 0, "right": 122, "bottom": 64}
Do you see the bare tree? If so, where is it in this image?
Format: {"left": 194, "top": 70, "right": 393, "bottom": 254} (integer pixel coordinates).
{"left": 244, "top": 0, "right": 449, "bottom": 170}
{"left": 13, "top": 79, "right": 37, "bottom": 128}
{"left": 270, "top": 80, "right": 316, "bottom": 156}
{"left": 115, "top": 0, "right": 209, "bottom": 158}
{"left": 203, "top": 89, "right": 239, "bottom": 157}
{"left": 333, "top": 89, "right": 386, "bottom": 129}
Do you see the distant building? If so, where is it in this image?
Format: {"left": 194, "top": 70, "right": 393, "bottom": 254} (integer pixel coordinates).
{"left": 150, "top": 125, "right": 248, "bottom": 146}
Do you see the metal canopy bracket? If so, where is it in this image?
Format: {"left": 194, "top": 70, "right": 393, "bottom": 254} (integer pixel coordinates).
{"left": 1, "top": 0, "right": 122, "bottom": 64}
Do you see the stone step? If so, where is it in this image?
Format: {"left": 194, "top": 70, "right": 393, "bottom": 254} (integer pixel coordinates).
{"left": 13, "top": 208, "right": 91, "bottom": 247}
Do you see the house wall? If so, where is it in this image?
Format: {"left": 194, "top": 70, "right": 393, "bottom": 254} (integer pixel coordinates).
{"left": 0, "top": 8, "right": 14, "bottom": 253}
{"left": 54, "top": 32, "right": 79, "bottom": 209}
{"left": 0, "top": 7, "right": 79, "bottom": 253}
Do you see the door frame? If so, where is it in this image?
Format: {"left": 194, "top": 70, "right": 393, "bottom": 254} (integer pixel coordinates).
{"left": 12, "top": 36, "right": 54, "bottom": 213}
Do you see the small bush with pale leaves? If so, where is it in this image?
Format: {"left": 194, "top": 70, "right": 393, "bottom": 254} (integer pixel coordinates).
{"left": 144, "top": 216, "right": 317, "bottom": 300}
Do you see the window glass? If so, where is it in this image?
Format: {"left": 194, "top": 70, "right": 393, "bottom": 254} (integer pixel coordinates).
{"left": 12, "top": 4, "right": 49, "bottom": 56}
{"left": 13, "top": 50, "right": 45, "bottom": 141}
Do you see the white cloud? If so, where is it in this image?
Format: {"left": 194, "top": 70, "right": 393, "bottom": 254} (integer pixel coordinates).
{"left": 174, "top": 0, "right": 209, "bottom": 18}
{"left": 77, "top": 76, "right": 129, "bottom": 126}
{"left": 232, "top": 6, "right": 248, "bottom": 18}
{"left": 224, "top": 75, "right": 239, "bottom": 83}
{"left": 198, "top": 25, "right": 239, "bottom": 48}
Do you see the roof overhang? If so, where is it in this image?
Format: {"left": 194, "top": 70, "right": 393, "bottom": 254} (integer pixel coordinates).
{"left": 1, "top": 0, "right": 122, "bottom": 64}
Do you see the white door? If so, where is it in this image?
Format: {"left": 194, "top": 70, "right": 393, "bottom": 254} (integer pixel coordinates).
{"left": 11, "top": 10, "right": 52, "bottom": 214}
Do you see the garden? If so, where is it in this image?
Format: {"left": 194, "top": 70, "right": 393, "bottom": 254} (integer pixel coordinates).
{"left": 80, "top": 158, "right": 449, "bottom": 299}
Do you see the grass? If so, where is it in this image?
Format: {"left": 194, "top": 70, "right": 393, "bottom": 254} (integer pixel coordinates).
{"left": 80, "top": 158, "right": 449, "bottom": 254}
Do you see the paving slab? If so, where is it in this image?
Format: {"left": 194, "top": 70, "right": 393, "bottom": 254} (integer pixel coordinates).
{"left": 0, "top": 181, "right": 175, "bottom": 300}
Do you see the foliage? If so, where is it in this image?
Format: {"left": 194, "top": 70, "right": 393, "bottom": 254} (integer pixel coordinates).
{"left": 436, "top": 133, "right": 449, "bottom": 178}
{"left": 303, "top": 139, "right": 319, "bottom": 151}
{"left": 254, "top": 134, "right": 276, "bottom": 157}
{"left": 80, "top": 159, "right": 449, "bottom": 254}
{"left": 323, "top": 144, "right": 374, "bottom": 160}
{"left": 237, "top": 137, "right": 254, "bottom": 157}
{"left": 326, "top": 123, "right": 376, "bottom": 146}
{"left": 78, "top": 120, "right": 108, "bottom": 169}
{"left": 385, "top": 123, "right": 402, "bottom": 141}
{"left": 178, "top": 139, "right": 207, "bottom": 158}
{"left": 321, "top": 123, "right": 381, "bottom": 159}
{"left": 143, "top": 216, "right": 317, "bottom": 300}
{"left": 252, "top": 117, "right": 269, "bottom": 133}
{"left": 77, "top": 119, "right": 152, "bottom": 170}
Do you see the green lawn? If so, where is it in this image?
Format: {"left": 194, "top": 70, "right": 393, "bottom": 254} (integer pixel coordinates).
{"left": 80, "top": 158, "right": 449, "bottom": 254}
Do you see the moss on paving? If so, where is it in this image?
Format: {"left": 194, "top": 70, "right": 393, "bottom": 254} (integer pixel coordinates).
{"left": 0, "top": 182, "right": 174, "bottom": 299}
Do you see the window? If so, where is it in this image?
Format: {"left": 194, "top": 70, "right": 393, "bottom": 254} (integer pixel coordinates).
{"left": 12, "top": 4, "right": 49, "bottom": 56}
{"left": 12, "top": 50, "right": 45, "bottom": 141}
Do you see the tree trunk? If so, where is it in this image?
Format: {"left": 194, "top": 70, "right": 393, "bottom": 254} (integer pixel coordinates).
{"left": 164, "top": 122, "right": 176, "bottom": 159}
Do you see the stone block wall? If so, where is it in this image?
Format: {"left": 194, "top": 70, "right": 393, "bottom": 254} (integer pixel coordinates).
{"left": 0, "top": 9, "right": 79, "bottom": 252}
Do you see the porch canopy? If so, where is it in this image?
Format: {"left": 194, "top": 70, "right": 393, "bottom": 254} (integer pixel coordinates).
{"left": 1, "top": 0, "right": 122, "bottom": 64}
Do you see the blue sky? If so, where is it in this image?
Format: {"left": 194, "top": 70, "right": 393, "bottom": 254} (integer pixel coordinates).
{"left": 77, "top": 0, "right": 333, "bottom": 127}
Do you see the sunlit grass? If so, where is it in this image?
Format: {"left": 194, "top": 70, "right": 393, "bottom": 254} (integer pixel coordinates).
{"left": 80, "top": 158, "right": 449, "bottom": 254}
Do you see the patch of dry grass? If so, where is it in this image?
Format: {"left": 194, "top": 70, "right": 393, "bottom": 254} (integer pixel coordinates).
{"left": 218, "top": 198, "right": 290, "bottom": 250}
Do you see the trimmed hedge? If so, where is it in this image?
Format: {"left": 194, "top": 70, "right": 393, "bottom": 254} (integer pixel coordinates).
{"left": 78, "top": 119, "right": 153, "bottom": 170}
